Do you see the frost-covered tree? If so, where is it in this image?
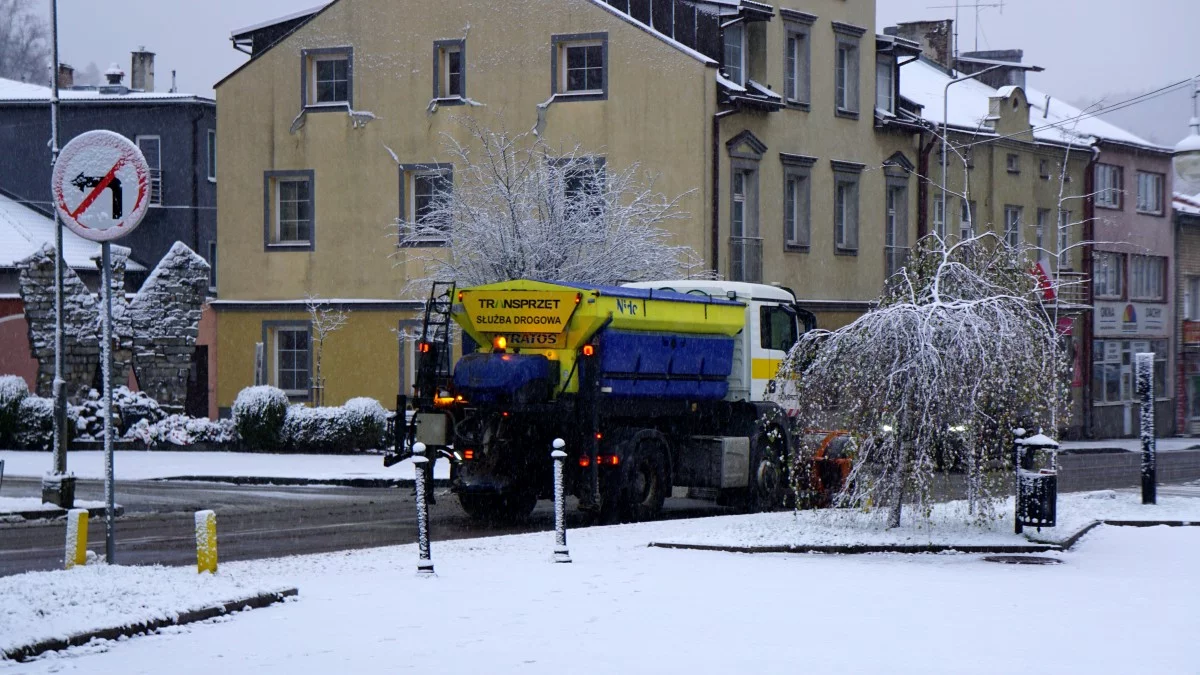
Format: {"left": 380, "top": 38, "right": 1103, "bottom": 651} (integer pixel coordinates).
{"left": 0, "top": 0, "right": 49, "bottom": 83}
{"left": 305, "top": 296, "right": 348, "bottom": 407}
{"left": 775, "top": 234, "right": 1069, "bottom": 527}
{"left": 393, "top": 118, "right": 708, "bottom": 289}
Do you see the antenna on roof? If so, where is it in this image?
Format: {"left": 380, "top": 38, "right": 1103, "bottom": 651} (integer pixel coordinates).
{"left": 927, "top": 0, "right": 1005, "bottom": 54}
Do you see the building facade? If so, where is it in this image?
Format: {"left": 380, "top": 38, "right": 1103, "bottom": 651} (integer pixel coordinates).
{"left": 213, "top": 0, "right": 925, "bottom": 414}
{"left": 1175, "top": 192, "right": 1200, "bottom": 434}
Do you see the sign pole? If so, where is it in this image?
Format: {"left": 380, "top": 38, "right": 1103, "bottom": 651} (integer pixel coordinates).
{"left": 101, "top": 242, "right": 116, "bottom": 562}
{"left": 1135, "top": 352, "right": 1157, "bottom": 505}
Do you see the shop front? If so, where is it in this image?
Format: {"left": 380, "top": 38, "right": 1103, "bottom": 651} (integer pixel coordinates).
{"left": 1091, "top": 300, "right": 1174, "bottom": 437}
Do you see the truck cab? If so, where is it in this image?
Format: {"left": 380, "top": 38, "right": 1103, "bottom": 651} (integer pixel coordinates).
{"left": 621, "top": 281, "right": 815, "bottom": 401}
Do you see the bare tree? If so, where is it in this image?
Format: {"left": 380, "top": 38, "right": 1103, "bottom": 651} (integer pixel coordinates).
{"left": 0, "top": 0, "right": 50, "bottom": 84}
{"left": 305, "top": 296, "right": 348, "bottom": 407}
{"left": 392, "top": 117, "right": 708, "bottom": 290}
{"left": 776, "top": 235, "right": 1069, "bottom": 528}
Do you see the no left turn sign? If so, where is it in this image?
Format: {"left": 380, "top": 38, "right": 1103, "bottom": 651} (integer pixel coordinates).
{"left": 51, "top": 130, "right": 151, "bottom": 242}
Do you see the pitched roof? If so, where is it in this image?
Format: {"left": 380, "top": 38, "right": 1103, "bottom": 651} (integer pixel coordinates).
{"left": 0, "top": 77, "right": 212, "bottom": 105}
{"left": 1024, "top": 87, "right": 1171, "bottom": 153}
{"left": 1176, "top": 192, "right": 1200, "bottom": 216}
{"left": 0, "top": 193, "right": 145, "bottom": 271}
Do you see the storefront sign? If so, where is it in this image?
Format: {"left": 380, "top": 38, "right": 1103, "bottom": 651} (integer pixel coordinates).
{"left": 1094, "top": 301, "right": 1169, "bottom": 337}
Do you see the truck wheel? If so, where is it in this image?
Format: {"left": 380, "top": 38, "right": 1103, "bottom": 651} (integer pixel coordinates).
{"left": 611, "top": 435, "right": 668, "bottom": 523}
{"left": 458, "top": 490, "right": 536, "bottom": 523}
{"left": 749, "top": 425, "right": 791, "bottom": 511}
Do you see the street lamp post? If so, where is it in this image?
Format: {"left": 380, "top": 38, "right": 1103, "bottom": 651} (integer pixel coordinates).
{"left": 940, "top": 64, "right": 1005, "bottom": 238}
{"left": 1174, "top": 77, "right": 1200, "bottom": 186}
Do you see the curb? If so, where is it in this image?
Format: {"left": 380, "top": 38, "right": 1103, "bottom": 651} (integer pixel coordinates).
{"left": 1, "top": 588, "right": 298, "bottom": 662}
{"left": 647, "top": 519, "right": 1200, "bottom": 556}
{"left": 155, "top": 475, "right": 451, "bottom": 489}
{"left": 3, "top": 505, "right": 123, "bottom": 522}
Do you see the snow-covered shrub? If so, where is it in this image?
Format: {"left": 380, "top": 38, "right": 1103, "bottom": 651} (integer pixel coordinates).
{"left": 232, "top": 386, "right": 289, "bottom": 451}
{"left": 283, "top": 405, "right": 355, "bottom": 454}
{"left": 16, "top": 395, "right": 54, "bottom": 450}
{"left": 125, "top": 414, "right": 239, "bottom": 447}
{"left": 0, "top": 375, "right": 30, "bottom": 446}
{"left": 69, "top": 386, "right": 166, "bottom": 439}
{"left": 343, "top": 397, "right": 387, "bottom": 450}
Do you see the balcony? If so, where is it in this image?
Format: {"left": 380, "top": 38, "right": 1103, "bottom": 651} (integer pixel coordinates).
{"left": 729, "top": 236, "right": 762, "bottom": 283}
{"left": 1042, "top": 270, "right": 1089, "bottom": 314}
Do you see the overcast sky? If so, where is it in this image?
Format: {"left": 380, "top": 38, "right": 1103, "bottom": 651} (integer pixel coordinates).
{"left": 45, "top": 0, "right": 1200, "bottom": 140}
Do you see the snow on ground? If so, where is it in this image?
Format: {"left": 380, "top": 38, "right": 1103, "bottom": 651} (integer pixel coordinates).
{"left": 0, "top": 498, "right": 108, "bottom": 514}
{"left": 2, "top": 501, "right": 1197, "bottom": 674}
{"left": 1059, "top": 437, "right": 1200, "bottom": 452}
{"left": 0, "top": 451, "right": 449, "bottom": 482}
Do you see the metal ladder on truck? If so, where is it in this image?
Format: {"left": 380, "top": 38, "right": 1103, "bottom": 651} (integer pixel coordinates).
{"left": 385, "top": 281, "right": 455, "bottom": 467}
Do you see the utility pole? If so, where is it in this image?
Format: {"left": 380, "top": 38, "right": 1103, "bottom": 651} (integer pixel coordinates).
{"left": 43, "top": 0, "right": 75, "bottom": 509}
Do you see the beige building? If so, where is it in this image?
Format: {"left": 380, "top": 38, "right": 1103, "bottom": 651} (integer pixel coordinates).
{"left": 213, "top": 0, "right": 925, "bottom": 413}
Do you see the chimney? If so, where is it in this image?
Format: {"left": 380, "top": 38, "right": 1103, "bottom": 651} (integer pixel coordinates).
{"left": 886, "top": 20, "right": 954, "bottom": 70}
{"left": 104, "top": 63, "right": 125, "bottom": 85}
{"left": 57, "top": 63, "right": 75, "bottom": 89}
{"left": 959, "top": 49, "right": 1027, "bottom": 90}
{"left": 131, "top": 47, "right": 155, "bottom": 92}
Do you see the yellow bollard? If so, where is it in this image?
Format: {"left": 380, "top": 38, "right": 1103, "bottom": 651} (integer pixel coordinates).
{"left": 195, "top": 510, "right": 217, "bottom": 574}
{"left": 65, "top": 508, "right": 88, "bottom": 569}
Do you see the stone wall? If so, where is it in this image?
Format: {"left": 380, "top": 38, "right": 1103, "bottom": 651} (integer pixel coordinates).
{"left": 18, "top": 245, "right": 101, "bottom": 399}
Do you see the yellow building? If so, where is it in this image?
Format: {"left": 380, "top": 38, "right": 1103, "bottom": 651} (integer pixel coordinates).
{"left": 213, "top": 0, "right": 927, "bottom": 413}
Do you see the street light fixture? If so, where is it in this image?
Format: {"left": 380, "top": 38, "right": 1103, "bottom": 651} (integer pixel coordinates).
{"left": 1174, "top": 77, "right": 1200, "bottom": 185}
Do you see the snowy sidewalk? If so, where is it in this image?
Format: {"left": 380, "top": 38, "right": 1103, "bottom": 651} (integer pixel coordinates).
{"left": 0, "top": 450, "right": 449, "bottom": 485}
{"left": 1060, "top": 437, "right": 1200, "bottom": 452}
{"left": 3, "top": 490, "right": 1198, "bottom": 673}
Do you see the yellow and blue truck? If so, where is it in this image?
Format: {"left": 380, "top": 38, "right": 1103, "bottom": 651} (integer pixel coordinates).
{"left": 392, "top": 279, "right": 814, "bottom": 522}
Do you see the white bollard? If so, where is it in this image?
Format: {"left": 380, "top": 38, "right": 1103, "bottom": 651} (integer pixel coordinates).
{"left": 551, "top": 438, "right": 571, "bottom": 563}
{"left": 412, "top": 442, "right": 435, "bottom": 576}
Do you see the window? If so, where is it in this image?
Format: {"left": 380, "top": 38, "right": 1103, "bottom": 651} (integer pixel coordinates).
{"left": 398, "top": 164, "right": 453, "bottom": 244}
{"left": 932, "top": 194, "right": 946, "bottom": 239}
{"left": 760, "top": 305, "right": 798, "bottom": 352}
{"left": 302, "top": 48, "right": 352, "bottom": 108}
{"left": 1136, "top": 171, "right": 1164, "bottom": 215}
{"left": 1006, "top": 153, "right": 1020, "bottom": 174}
{"left": 207, "top": 242, "right": 217, "bottom": 293}
{"left": 136, "top": 135, "right": 162, "bottom": 206}
{"left": 269, "top": 324, "right": 311, "bottom": 398}
{"left": 723, "top": 23, "right": 746, "bottom": 85}
{"left": 1129, "top": 255, "right": 1166, "bottom": 301}
{"left": 781, "top": 155, "right": 813, "bottom": 249}
{"left": 558, "top": 157, "right": 606, "bottom": 218}
{"left": 1036, "top": 208, "right": 1051, "bottom": 253}
{"left": 783, "top": 26, "right": 810, "bottom": 106}
{"left": 1095, "top": 163, "right": 1122, "bottom": 209}
{"left": 1093, "top": 340, "right": 1168, "bottom": 405}
{"left": 1039, "top": 158, "right": 1050, "bottom": 179}
{"left": 1004, "top": 205, "right": 1022, "bottom": 247}
{"left": 959, "top": 199, "right": 975, "bottom": 240}
{"left": 1092, "top": 251, "right": 1124, "bottom": 299}
{"left": 433, "top": 40, "right": 466, "bottom": 101}
{"left": 884, "top": 182, "right": 908, "bottom": 278}
{"left": 875, "top": 55, "right": 894, "bottom": 113}
{"left": 835, "top": 40, "right": 859, "bottom": 114}
{"left": 833, "top": 172, "right": 859, "bottom": 252}
{"left": 553, "top": 34, "right": 607, "bottom": 100}
{"left": 263, "top": 170, "right": 314, "bottom": 249}
{"left": 729, "top": 168, "right": 761, "bottom": 282}
{"left": 1057, "top": 209, "right": 1071, "bottom": 259}
{"left": 1186, "top": 277, "right": 1200, "bottom": 320}
{"left": 206, "top": 129, "right": 216, "bottom": 182}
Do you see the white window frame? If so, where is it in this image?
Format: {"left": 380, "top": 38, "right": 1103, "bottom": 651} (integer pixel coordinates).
{"left": 783, "top": 27, "right": 810, "bottom": 105}
{"left": 1129, "top": 254, "right": 1165, "bottom": 302}
{"left": 437, "top": 42, "right": 464, "bottom": 99}
{"left": 1186, "top": 276, "right": 1200, "bottom": 320}
{"left": 835, "top": 40, "right": 859, "bottom": 114}
{"left": 723, "top": 23, "right": 746, "bottom": 86}
{"left": 784, "top": 173, "right": 810, "bottom": 248}
{"left": 135, "top": 135, "right": 162, "bottom": 206}
{"left": 1093, "top": 339, "right": 1168, "bottom": 405}
{"left": 274, "top": 326, "right": 311, "bottom": 397}
{"left": 206, "top": 129, "right": 216, "bottom": 183}
{"left": 1093, "top": 251, "right": 1124, "bottom": 300}
{"left": 834, "top": 175, "right": 859, "bottom": 251}
{"left": 275, "top": 177, "right": 313, "bottom": 245}
{"left": 1136, "top": 171, "right": 1164, "bottom": 215}
{"left": 1036, "top": 208, "right": 1050, "bottom": 253}
{"left": 309, "top": 54, "right": 350, "bottom": 106}
{"left": 959, "top": 199, "right": 975, "bottom": 240}
{"left": 1006, "top": 153, "right": 1020, "bottom": 174}
{"left": 1004, "top": 205, "right": 1022, "bottom": 247}
{"left": 874, "top": 55, "right": 894, "bottom": 114}
{"left": 1057, "top": 209, "right": 1071, "bottom": 262}
{"left": 1095, "top": 163, "right": 1122, "bottom": 209}
{"left": 399, "top": 165, "right": 453, "bottom": 245}
{"left": 932, "top": 194, "right": 946, "bottom": 239}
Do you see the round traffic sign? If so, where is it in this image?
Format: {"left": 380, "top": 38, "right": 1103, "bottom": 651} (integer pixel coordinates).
{"left": 51, "top": 130, "right": 151, "bottom": 242}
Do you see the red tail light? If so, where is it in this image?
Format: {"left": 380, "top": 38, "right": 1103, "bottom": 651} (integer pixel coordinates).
{"left": 463, "top": 449, "right": 475, "bottom": 460}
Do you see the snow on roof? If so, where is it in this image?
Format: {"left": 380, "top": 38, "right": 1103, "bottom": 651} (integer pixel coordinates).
{"left": 1024, "top": 87, "right": 1171, "bottom": 152}
{"left": 0, "top": 193, "right": 145, "bottom": 271}
{"left": 230, "top": 2, "right": 330, "bottom": 37}
{"left": 1176, "top": 192, "right": 1200, "bottom": 216}
{"left": 0, "top": 77, "right": 212, "bottom": 104}
{"left": 899, "top": 59, "right": 1000, "bottom": 134}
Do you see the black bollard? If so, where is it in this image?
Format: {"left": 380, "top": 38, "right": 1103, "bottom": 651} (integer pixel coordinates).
{"left": 1135, "top": 353, "right": 1157, "bottom": 505}
{"left": 551, "top": 438, "right": 571, "bottom": 563}
{"left": 412, "top": 442, "right": 435, "bottom": 575}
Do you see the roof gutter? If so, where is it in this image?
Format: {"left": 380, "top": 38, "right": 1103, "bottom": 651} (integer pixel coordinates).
{"left": 712, "top": 107, "right": 739, "bottom": 278}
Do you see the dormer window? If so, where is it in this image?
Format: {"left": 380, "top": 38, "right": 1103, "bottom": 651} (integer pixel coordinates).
{"left": 723, "top": 22, "right": 746, "bottom": 85}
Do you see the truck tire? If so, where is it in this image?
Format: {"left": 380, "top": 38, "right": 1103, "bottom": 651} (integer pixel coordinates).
{"left": 458, "top": 490, "right": 537, "bottom": 523}
{"left": 748, "top": 424, "right": 791, "bottom": 511}
{"left": 603, "top": 433, "right": 668, "bottom": 523}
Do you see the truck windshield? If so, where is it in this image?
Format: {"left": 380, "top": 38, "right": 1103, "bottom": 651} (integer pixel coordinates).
{"left": 760, "top": 305, "right": 799, "bottom": 352}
